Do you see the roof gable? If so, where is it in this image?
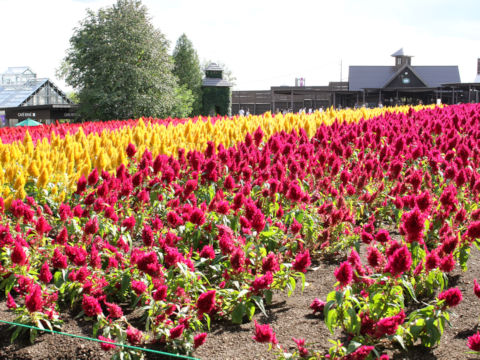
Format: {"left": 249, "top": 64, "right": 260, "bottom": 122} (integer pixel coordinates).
{"left": 383, "top": 65, "right": 427, "bottom": 88}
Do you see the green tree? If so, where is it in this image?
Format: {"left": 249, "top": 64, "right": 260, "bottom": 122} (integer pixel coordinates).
{"left": 59, "top": 0, "right": 178, "bottom": 121}
{"left": 172, "top": 34, "right": 203, "bottom": 116}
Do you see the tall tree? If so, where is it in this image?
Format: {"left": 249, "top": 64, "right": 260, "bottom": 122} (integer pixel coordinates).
{"left": 172, "top": 34, "right": 203, "bottom": 116}
{"left": 59, "top": 0, "right": 178, "bottom": 120}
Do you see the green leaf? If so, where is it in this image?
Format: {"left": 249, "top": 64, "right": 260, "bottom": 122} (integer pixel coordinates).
{"left": 246, "top": 302, "right": 256, "bottom": 320}
{"left": 264, "top": 290, "right": 273, "bottom": 305}
{"left": 335, "top": 290, "right": 345, "bottom": 306}
{"left": 287, "top": 276, "right": 296, "bottom": 296}
{"left": 231, "top": 303, "right": 246, "bottom": 324}
{"left": 252, "top": 296, "right": 267, "bottom": 317}
{"left": 10, "top": 326, "right": 22, "bottom": 343}
{"left": 325, "top": 306, "right": 337, "bottom": 334}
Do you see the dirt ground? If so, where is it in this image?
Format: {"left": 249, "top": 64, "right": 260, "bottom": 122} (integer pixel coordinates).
{"left": 1, "top": 250, "right": 480, "bottom": 360}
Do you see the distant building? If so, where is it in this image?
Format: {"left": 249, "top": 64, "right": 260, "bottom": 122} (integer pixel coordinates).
{"left": 349, "top": 48, "right": 460, "bottom": 106}
{"left": 232, "top": 49, "right": 480, "bottom": 115}
{"left": 202, "top": 63, "right": 232, "bottom": 116}
{"left": 0, "top": 67, "right": 78, "bottom": 126}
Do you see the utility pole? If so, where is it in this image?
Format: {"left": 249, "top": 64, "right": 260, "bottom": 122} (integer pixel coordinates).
{"left": 340, "top": 59, "right": 342, "bottom": 83}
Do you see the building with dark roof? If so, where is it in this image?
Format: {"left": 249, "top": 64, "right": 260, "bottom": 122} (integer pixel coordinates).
{"left": 232, "top": 50, "right": 479, "bottom": 115}
{"left": 349, "top": 48, "right": 461, "bottom": 106}
{"left": 0, "top": 67, "right": 78, "bottom": 126}
{"left": 202, "top": 63, "right": 232, "bottom": 116}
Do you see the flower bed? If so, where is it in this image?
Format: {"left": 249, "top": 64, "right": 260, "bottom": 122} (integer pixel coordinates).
{"left": 1, "top": 103, "right": 480, "bottom": 360}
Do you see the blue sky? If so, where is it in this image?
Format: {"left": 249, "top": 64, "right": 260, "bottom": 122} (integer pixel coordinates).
{"left": 1, "top": 0, "right": 479, "bottom": 91}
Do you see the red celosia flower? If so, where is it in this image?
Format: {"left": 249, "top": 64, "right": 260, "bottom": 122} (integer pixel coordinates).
{"left": 126, "top": 143, "right": 137, "bottom": 158}
{"left": 25, "top": 285, "right": 43, "bottom": 313}
{"left": 136, "top": 251, "right": 159, "bottom": 276}
{"left": 344, "top": 345, "right": 374, "bottom": 360}
{"left": 292, "top": 337, "right": 309, "bottom": 357}
{"left": 310, "top": 298, "right": 326, "bottom": 314}
{"left": 170, "top": 324, "right": 185, "bottom": 339}
{"left": 361, "top": 231, "right": 374, "bottom": 244}
{"left": 88, "top": 168, "right": 99, "bottom": 186}
{"left": 218, "top": 233, "right": 235, "bottom": 255}
{"left": 190, "top": 207, "right": 206, "bottom": 226}
{"left": 194, "top": 332, "right": 207, "bottom": 348}
{"left": 126, "top": 326, "right": 143, "bottom": 345}
{"left": 290, "top": 218, "right": 302, "bottom": 234}
{"left": 401, "top": 207, "right": 425, "bottom": 243}
{"left": 36, "top": 216, "right": 52, "bottom": 235}
{"left": 334, "top": 261, "right": 353, "bottom": 288}
{"left": 6, "top": 293, "right": 17, "bottom": 309}
{"left": 439, "top": 255, "right": 455, "bottom": 272}
{"left": 385, "top": 245, "right": 412, "bottom": 276}
{"left": 153, "top": 284, "right": 168, "bottom": 301}
{"left": 199, "top": 245, "right": 215, "bottom": 259}
{"left": 131, "top": 280, "right": 147, "bottom": 296}
{"left": 252, "top": 320, "right": 277, "bottom": 344}
{"left": 375, "top": 229, "right": 390, "bottom": 243}
{"left": 230, "top": 247, "right": 246, "bottom": 272}
{"left": 251, "top": 210, "right": 266, "bottom": 232}
{"left": 262, "top": 252, "right": 280, "bottom": 273}
{"left": 142, "top": 225, "right": 154, "bottom": 246}
{"left": 252, "top": 272, "right": 273, "bottom": 292}
{"left": 425, "top": 251, "right": 440, "bottom": 272}
{"left": 292, "top": 250, "right": 311, "bottom": 273}
{"left": 467, "top": 221, "right": 480, "bottom": 239}
{"left": 84, "top": 217, "right": 99, "bottom": 235}
{"left": 375, "top": 310, "right": 405, "bottom": 337}
{"left": 474, "top": 279, "right": 480, "bottom": 298}
{"left": 438, "top": 287, "right": 463, "bottom": 307}
{"left": 39, "top": 262, "right": 52, "bottom": 283}
{"left": 98, "top": 335, "right": 116, "bottom": 351}
{"left": 468, "top": 332, "right": 480, "bottom": 352}
{"left": 51, "top": 248, "right": 67, "bottom": 269}
{"left": 216, "top": 200, "right": 230, "bottom": 215}
{"left": 11, "top": 242, "right": 27, "bottom": 265}
{"left": 76, "top": 175, "right": 87, "bottom": 194}
{"left": 367, "top": 246, "right": 384, "bottom": 268}
{"left": 82, "top": 295, "right": 102, "bottom": 317}
{"left": 197, "top": 290, "right": 216, "bottom": 315}
{"left": 106, "top": 302, "right": 123, "bottom": 319}
{"left": 122, "top": 216, "right": 136, "bottom": 231}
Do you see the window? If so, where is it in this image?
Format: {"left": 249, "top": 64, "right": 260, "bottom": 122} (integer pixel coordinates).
{"left": 402, "top": 78, "right": 410, "bottom": 84}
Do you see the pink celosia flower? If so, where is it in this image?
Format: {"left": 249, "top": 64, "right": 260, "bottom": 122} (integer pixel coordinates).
{"left": 106, "top": 302, "right": 123, "bottom": 319}
{"left": 6, "top": 293, "right": 17, "bottom": 309}
{"left": 334, "top": 261, "right": 353, "bottom": 288}
{"left": 468, "top": 332, "right": 480, "bottom": 352}
{"left": 292, "top": 250, "right": 311, "bottom": 273}
{"left": 385, "top": 245, "right": 412, "bottom": 276}
{"left": 39, "top": 262, "right": 52, "bottom": 283}
{"left": 170, "top": 324, "right": 185, "bottom": 339}
{"left": 131, "top": 280, "right": 147, "bottom": 295}
{"left": 292, "top": 337, "right": 309, "bottom": 357}
{"left": 438, "top": 287, "right": 463, "bottom": 307}
{"left": 126, "top": 326, "right": 143, "bottom": 345}
{"left": 194, "top": 332, "right": 207, "bottom": 348}
{"left": 98, "top": 335, "right": 116, "bottom": 351}
{"left": 262, "top": 253, "right": 280, "bottom": 273}
{"left": 252, "top": 272, "right": 273, "bottom": 292}
{"left": 474, "top": 279, "right": 480, "bottom": 298}
{"left": 197, "top": 290, "right": 216, "bottom": 315}
{"left": 51, "top": 248, "right": 68, "bottom": 269}
{"left": 25, "top": 285, "right": 43, "bottom": 313}
{"left": 310, "top": 298, "right": 326, "bottom": 314}
{"left": 126, "top": 143, "right": 137, "bottom": 158}
{"left": 82, "top": 295, "right": 102, "bottom": 317}
{"left": 252, "top": 320, "right": 277, "bottom": 344}
{"left": 11, "top": 242, "right": 27, "bottom": 265}
{"left": 199, "top": 245, "right": 216, "bottom": 259}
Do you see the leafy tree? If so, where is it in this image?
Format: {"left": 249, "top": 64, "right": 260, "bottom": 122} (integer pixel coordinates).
{"left": 171, "top": 85, "right": 194, "bottom": 119}
{"left": 59, "top": 0, "right": 178, "bottom": 121}
{"left": 172, "top": 34, "right": 203, "bottom": 116}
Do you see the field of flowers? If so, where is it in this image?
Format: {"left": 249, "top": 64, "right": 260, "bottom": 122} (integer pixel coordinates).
{"left": 1, "top": 103, "right": 480, "bottom": 360}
